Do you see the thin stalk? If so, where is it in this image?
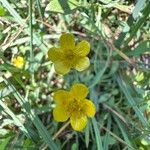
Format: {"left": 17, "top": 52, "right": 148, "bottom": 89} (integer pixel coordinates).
{"left": 42, "top": 121, "right": 70, "bottom": 150}
{"left": 29, "top": 0, "right": 33, "bottom": 64}
{"left": 101, "top": 126, "right": 135, "bottom": 150}
{"left": 36, "top": 0, "right": 43, "bottom": 20}
{"left": 29, "top": 0, "right": 35, "bottom": 84}
{"left": 53, "top": 121, "right": 70, "bottom": 140}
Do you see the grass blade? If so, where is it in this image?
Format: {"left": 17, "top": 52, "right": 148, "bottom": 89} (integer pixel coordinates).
{"left": 3, "top": 77, "right": 58, "bottom": 150}
{"left": 0, "top": 0, "right": 47, "bottom": 51}
{"left": 0, "top": 99, "right": 30, "bottom": 138}
{"left": 124, "top": 2, "right": 150, "bottom": 47}
{"left": 114, "top": 117, "right": 136, "bottom": 150}
{"left": 115, "top": 73, "right": 149, "bottom": 127}
{"left": 36, "top": 0, "right": 44, "bottom": 19}
{"left": 0, "top": 0, "right": 49, "bottom": 70}
{"left": 92, "top": 118, "right": 103, "bottom": 150}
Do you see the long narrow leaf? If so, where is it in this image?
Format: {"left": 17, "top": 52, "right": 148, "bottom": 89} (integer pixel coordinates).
{"left": 115, "top": 73, "right": 149, "bottom": 127}
{"left": 92, "top": 118, "right": 103, "bottom": 150}
{"left": 3, "top": 77, "right": 58, "bottom": 150}
{"left": 0, "top": 99, "right": 30, "bottom": 138}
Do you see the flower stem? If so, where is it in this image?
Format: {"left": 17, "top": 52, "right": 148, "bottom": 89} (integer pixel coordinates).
{"left": 52, "top": 121, "right": 70, "bottom": 140}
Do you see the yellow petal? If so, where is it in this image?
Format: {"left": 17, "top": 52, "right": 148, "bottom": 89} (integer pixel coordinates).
{"left": 71, "top": 83, "right": 89, "bottom": 100}
{"left": 70, "top": 115, "right": 87, "bottom": 131}
{"left": 48, "top": 47, "right": 62, "bottom": 62}
{"left": 53, "top": 106, "right": 69, "bottom": 122}
{"left": 75, "top": 57, "right": 90, "bottom": 71}
{"left": 12, "top": 56, "right": 24, "bottom": 69}
{"left": 54, "top": 62, "right": 71, "bottom": 75}
{"left": 17, "top": 63, "right": 23, "bottom": 69}
{"left": 74, "top": 40, "right": 90, "bottom": 56}
{"left": 17, "top": 56, "right": 24, "bottom": 62}
{"left": 60, "top": 33, "right": 75, "bottom": 50}
{"left": 14, "top": 62, "right": 24, "bottom": 68}
{"left": 54, "top": 90, "right": 72, "bottom": 105}
{"left": 84, "top": 99, "right": 96, "bottom": 117}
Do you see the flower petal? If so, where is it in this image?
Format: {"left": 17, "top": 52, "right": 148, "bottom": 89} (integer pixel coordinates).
{"left": 84, "top": 99, "right": 96, "bottom": 117}
{"left": 71, "top": 83, "right": 89, "bottom": 100}
{"left": 16, "top": 56, "right": 24, "bottom": 62}
{"left": 54, "top": 62, "right": 71, "bottom": 75}
{"left": 74, "top": 40, "right": 90, "bottom": 56}
{"left": 48, "top": 47, "right": 62, "bottom": 62}
{"left": 12, "top": 56, "right": 24, "bottom": 69}
{"left": 53, "top": 106, "right": 69, "bottom": 122}
{"left": 60, "top": 33, "right": 75, "bottom": 50}
{"left": 75, "top": 57, "right": 90, "bottom": 71}
{"left": 54, "top": 90, "right": 72, "bottom": 105}
{"left": 70, "top": 115, "right": 87, "bottom": 131}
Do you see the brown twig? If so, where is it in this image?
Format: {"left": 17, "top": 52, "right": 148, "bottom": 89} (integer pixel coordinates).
{"left": 1, "top": 17, "right": 29, "bottom": 51}
{"left": 52, "top": 121, "right": 70, "bottom": 140}
{"left": 106, "top": 39, "right": 136, "bottom": 65}
{"left": 42, "top": 121, "right": 70, "bottom": 150}
{"left": 101, "top": 126, "right": 135, "bottom": 149}
{"left": 103, "top": 103, "right": 129, "bottom": 126}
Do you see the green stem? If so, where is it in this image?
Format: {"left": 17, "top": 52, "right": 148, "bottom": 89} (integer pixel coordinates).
{"left": 29, "top": 0, "right": 35, "bottom": 84}
{"left": 36, "top": 0, "right": 43, "bottom": 20}
{"left": 29, "top": 0, "right": 33, "bottom": 64}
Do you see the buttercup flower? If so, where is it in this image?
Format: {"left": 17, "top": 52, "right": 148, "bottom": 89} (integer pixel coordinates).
{"left": 53, "top": 83, "right": 96, "bottom": 131}
{"left": 48, "top": 33, "right": 90, "bottom": 75}
{"left": 12, "top": 56, "right": 25, "bottom": 69}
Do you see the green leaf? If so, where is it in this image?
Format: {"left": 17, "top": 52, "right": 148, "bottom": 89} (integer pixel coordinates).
{"left": 47, "top": 0, "right": 80, "bottom": 14}
{"left": 0, "top": 86, "right": 13, "bottom": 98}
{"left": 92, "top": 118, "right": 103, "bottom": 150}
{"left": 124, "top": 2, "right": 150, "bottom": 47}
{"left": 36, "top": 0, "right": 44, "bottom": 19}
{"left": 115, "top": 74, "right": 149, "bottom": 127}
{"left": 126, "top": 41, "right": 150, "bottom": 57}
{"left": 135, "top": 72, "right": 144, "bottom": 82}
{"left": 114, "top": 117, "right": 135, "bottom": 149}
{"left": 90, "top": 48, "right": 111, "bottom": 88}
{"left": 3, "top": 78, "right": 58, "bottom": 150}
{"left": 71, "top": 143, "right": 78, "bottom": 150}
{"left": 85, "top": 123, "right": 90, "bottom": 148}
{"left": 0, "top": 0, "right": 48, "bottom": 71}
{"left": 0, "top": 6, "right": 6, "bottom": 16}
{"left": 132, "top": 0, "right": 146, "bottom": 19}
{"left": 103, "top": 116, "right": 112, "bottom": 150}
{"left": 0, "top": 100, "right": 31, "bottom": 138}
{"left": 0, "top": 136, "right": 12, "bottom": 150}
{"left": 98, "top": 93, "right": 110, "bottom": 103}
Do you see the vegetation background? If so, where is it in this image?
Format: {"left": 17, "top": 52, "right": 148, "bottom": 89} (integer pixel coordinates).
{"left": 0, "top": 0, "right": 150, "bottom": 149}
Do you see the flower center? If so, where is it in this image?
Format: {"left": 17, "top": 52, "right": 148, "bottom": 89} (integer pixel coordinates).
{"left": 67, "top": 54, "right": 74, "bottom": 60}
{"left": 64, "top": 50, "right": 74, "bottom": 58}
{"left": 62, "top": 50, "right": 77, "bottom": 67}
{"left": 67, "top": 99, "right": 84, "bottom": 116}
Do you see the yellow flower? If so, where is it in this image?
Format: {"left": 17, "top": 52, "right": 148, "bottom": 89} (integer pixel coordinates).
{"left": 12, "top": 56, "right": 25, "bottom": 69}
{"left": 48, "top": 33, "right": 90, "bottom": 75}
{"left": 53, "top": 83, "right": 96, "bottom": 131}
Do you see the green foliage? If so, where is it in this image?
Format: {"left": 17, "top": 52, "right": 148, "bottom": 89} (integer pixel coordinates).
{"left": 126, "top": 41, "right": 150, "bottom": 57}
{"left": 47, "top": 0, "right": 80, "bottom": 14}
{"left": 0, "top": 0, "right": 150, "bottom": 149}
{"left": 0, "top": 5, "right": 5, "bottom": 16}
